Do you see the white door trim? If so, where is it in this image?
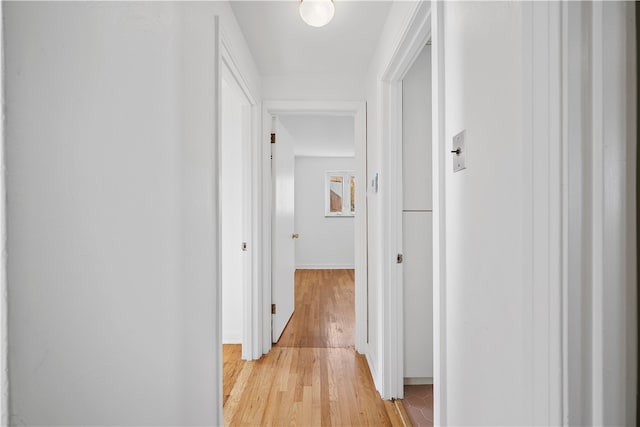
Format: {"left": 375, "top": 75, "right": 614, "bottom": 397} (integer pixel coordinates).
{"left": 0, "top": 1, "right": 7, "bottom": 423}
{"left": 377, "top": 0, "right": 431, "bottom": 401}
{"left": 261, "top": 100, "right": 368, "bottom": 355}
{"left": 219, "top": 31, "right": 262, "bottom": 361}
{"left": 431, "top": 3, "right": 447, "bottom": 424}
{"left": 587, "top": 3, "right": 637, "bottom": 424}
{"left": 522, "top": 2, "right": 564, "bottom": 423}
{"left": 590, "top": 3, "right": 605, "bottom": 421}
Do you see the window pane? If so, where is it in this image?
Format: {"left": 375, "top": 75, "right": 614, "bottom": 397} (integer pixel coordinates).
{"left": 350, "top": 175, "right": 355, "bottom": 213}
{"left": 329, "top": 176, "right": 343, "bottom": 213}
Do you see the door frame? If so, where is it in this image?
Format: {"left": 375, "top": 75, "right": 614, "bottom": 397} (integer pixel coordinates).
{"left": 261, "top": 101, "right": 368, "bottom": 355}
{"left": 376, "top": 0, "right": 431, "bottom": 402}
{"left": 0, "top": 3, "right": 6, "bottom": 423}
{"left": 219, "top": 33, "right": 261, "bottom": 361}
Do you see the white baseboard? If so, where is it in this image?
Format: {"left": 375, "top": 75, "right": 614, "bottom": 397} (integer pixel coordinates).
{"left": 295, "top": 264, "right": 355, "bottom": 270}
{"left": 222, "top": 332, "right": 242, "bottom": 345}
{"left": 404, "top": 377, "right": 433, "bottom": 385}
{"left": 366, "top": 352, "right": 381, "bottom": 394}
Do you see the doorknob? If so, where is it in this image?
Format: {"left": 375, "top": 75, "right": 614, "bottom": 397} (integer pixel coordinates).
{"left": 292, "top": 233, "right": 299, "bottom": 239}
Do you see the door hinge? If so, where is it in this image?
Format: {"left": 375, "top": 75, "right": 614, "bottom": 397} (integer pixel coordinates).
{"left": 242, "top": 242, "right": 247, "bottom": 251}
{"left": 271, "top": 304, "right": 276, "bottom": 314}
{"left": 397, "top": 253, "right": 403, "bottom": 264}
{"left": 270, "top": 133, "right": 276, "bottom": 144}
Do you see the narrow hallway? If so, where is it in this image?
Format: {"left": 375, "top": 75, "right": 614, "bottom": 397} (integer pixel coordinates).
{"left": 223, "top": 270, "right": 407, "bottom": 426}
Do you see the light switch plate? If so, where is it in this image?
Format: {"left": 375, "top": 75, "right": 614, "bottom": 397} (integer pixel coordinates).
{"left": 452, "top": 130, "right": 466, "bottom": 172}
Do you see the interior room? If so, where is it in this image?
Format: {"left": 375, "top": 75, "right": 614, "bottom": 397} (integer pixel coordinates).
{"left": 2, "top": 1, "right": 636, "bottom": 426}
{"left": 284, "top": 114, "right": 355, "bottom": 271}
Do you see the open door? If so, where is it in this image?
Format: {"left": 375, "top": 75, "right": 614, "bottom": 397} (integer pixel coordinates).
{"left": 271, "top": 117, "right": 295, "bottom": 342}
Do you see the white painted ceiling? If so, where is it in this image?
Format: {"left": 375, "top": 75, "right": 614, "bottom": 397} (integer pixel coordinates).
{"left": 279, "top": 115, "right": 354, "bottom": 157}
{"left": 230, "top": 1, "right": 392, "bottom": 76}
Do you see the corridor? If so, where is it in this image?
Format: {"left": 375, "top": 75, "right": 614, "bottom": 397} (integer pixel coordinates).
{"left": 223, "top": 270, "right": 406, "bottom": 426}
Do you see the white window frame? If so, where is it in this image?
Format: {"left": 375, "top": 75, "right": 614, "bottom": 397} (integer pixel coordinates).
{"left": 324, "top": 170, "right": 355, "bottom": 217}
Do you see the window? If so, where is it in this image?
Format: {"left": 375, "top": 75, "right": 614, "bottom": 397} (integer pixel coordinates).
{"left": 325, "top": 171, "right": 355, "bottom": 217}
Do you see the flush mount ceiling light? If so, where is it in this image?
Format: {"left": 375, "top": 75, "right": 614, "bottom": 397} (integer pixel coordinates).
{"left": 299, "top": 0, "right": 335, "bottom": 28}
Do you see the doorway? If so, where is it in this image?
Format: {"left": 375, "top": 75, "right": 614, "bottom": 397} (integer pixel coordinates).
{"left": 261, "top": 102, "right": 368, "bottom": 356}
{"left": 400, "top": 43, "right": 434, "bottom": 426}
{"left": 220, "top": 55, "right": 259, "bottom": 413}
{"left": 272, "top": 114, "right": 357, "bottom": 345}
{"left": 220, "top": 67, "right": 248, "bottom": 352}
{"left": 219, "top": 53, "right": 258, "bottom": 364}
{"left": 376, "top": 2, "right": 433, "bottom": 402}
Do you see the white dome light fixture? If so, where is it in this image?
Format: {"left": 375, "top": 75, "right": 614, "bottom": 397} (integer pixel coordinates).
{"left": 299, "top": 0, "right": 335, "bottom": 28}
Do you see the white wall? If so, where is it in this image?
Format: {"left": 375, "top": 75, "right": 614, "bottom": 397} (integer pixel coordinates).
{"left": 4, "top": 2, "right": 261, "bottom": 425}
{"left": 280, "top": 115, "right": 355, "bottom": 157}
{"left": 439, "top": 2, "right": 637, "bottom": 425}
{"left": 442, "top": 3, "right": 530, "bottom": 424}
{"left": 221, "top": 79, "right": 244, "bottom": 344}
{"left": 294, "top": 157, "right": 355, "bottom": 269}
{"left": 263, "top": 74, "right": 365, "bottom": 101}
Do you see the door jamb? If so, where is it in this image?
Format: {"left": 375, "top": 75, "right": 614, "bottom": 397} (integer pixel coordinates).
{"left": 0, "top": 2, "right": 7, "bottom": 423}
{"left": 431, "top": 3, "right": 447, "bottom": 424}
{"left": 261, "top": 101, "right": 368, "bottom": 356}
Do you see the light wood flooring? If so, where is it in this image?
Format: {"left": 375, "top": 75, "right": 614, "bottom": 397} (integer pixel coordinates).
{"left": 277, "top": 269, "right": 354, "bottom": 348}
{"left": 223, "top": 269, "right": 410, "bottom": 426}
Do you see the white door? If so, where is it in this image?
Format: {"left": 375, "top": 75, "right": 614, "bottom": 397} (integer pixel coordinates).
{"left": 402, "top": 44, "right": 433, "bottom": 381}
{"left": 271, "top": 117, "right": 296, "bottom": 342}
{"left": 221, "top": 76, "right": 245, "bottom": 346}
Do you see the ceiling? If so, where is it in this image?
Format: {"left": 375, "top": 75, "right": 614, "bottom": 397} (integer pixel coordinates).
{"left": 229, "top": 1, "right": 392, "bottom": 76}
{"left": 279, "top": 115, "right": 354, "bottom": 157}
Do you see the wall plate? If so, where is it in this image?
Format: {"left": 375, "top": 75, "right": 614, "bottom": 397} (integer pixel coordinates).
{"left": 452, "top": 130, "right": 466, "bottom": 172}
{"left": 371, "top": 172, "right": 379, "bottom": 193}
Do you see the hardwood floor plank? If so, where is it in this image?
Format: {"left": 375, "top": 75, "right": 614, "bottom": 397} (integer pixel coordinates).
{"left": 393, "top": 399, "right": 413, "bottom": 427}
{"left": 385, "top": 400, "right": 409, "bottom": 427}
{"left": 223, "top": 269, "right": 406, "bottom": 426}
{"left": 223, "top": 344, "right": 243, "bottom": 406}
{"left": 277, "top": 269, "right": 355, "bottom": 348}
{"left": 223, "top": 361, "right": 254, "bottom": 424}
